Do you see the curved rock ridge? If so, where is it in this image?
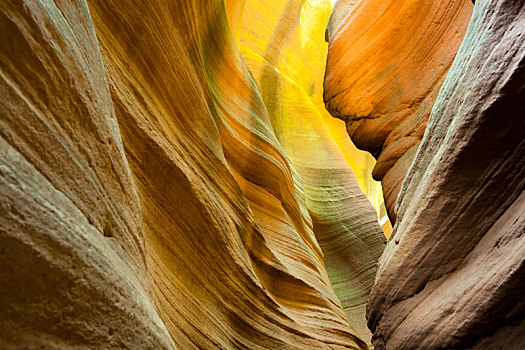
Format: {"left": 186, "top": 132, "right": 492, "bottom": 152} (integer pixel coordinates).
{"left": 324, "top": 0, "right": 473, "bottom": 221}
{"left": 231, "top": 0, "right": 388, "bottom": 226}
{"left": 235, "top": 0, "right": 386, "bottom": 346}
{"left": 0, "top": 1, "right": 175, "bottom": 348}
{"left": 88, "top": 0, "right": 366, "bottom": 347}
{"left": 1, "top": 0, "right": 386, "bottom": 348}
{"left": 366, "top": 0, "right": 525, "bottom": 348}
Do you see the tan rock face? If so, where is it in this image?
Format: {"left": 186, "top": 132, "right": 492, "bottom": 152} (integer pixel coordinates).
{"left": 0, "top": 1, "right": 174, "bottom": 348}
{"left": 87, "top": 0, "right": 367, "bottom": 347}
{"left": 1, "top": 0, "right": 385, "bottom": 348}
{"left": 362, "top": 0, "right": 525, "bottom": 348}
{"left": 323, "top": 0, "right": 473, "bottom": 221}
{"left": 7, "top": 0, "right": 522, "bottom": 348}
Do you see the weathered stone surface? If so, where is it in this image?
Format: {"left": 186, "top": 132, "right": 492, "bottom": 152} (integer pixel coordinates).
{"left": 366, "top": 0, "right": 525, "bottom": 348}
{"left": 236, "top": 0, "right": 386, "bottom": 346}
{"left": 0, "top": 1, "right": 174, "bottom": 348}
{"left": 12, "top": 0, "right": 520, "bottom": 348}
{"left": 324, "top": 0, "right": 473, "bottom": 221}
{"left": 88, "top": 0, "right": 368, "bottom": 345}
{"left": 0, "top": 0, "right": 386, "bottom": 348}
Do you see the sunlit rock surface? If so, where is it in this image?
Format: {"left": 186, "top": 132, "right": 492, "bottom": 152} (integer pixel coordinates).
{"left": 324, "top": 0, "right": 473, "bottom": 221}
{"left": 234, "top": 0, "right": 386, "bottom": 346}
{"left": 365, "top": 0, "right": 525, "bottom": 348}
{"left": 1, "top": 0, "right": 384, "bottom": 348}
{"left": 7, "top": 0, "right": 521, "bottom": 348}
{"left": 232, "top": 0, "right": 388, "bottom": 224}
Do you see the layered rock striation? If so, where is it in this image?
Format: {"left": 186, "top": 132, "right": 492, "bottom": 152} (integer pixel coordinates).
{"left": 0, "top": 1, "right": 174, "bottom": 347}
{"left": 89, "top": 0, "right": 372, "bottom": 347}
{"left": 326, "top": 0, "right": 525, "bottom": 348}
{"left": 1, "top": 0, "right": 386, "bottom": 348}
{"left": 367, "top": 0, "right": 525, "bottom": 347}
{"left": 324, "top": 0, "right": 473, "bottom": 221}
{"left": 235, "top": 0, "right": 386, "bottom": 345}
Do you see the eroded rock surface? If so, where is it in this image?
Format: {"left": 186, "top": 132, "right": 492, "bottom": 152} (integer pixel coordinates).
{"left": 88, "top": 0, "right": 370, "bottom": 347}
{"left": 364, "top": 0, "right": 525, "bottom": 348}
{"left": 324, "top": 0, "right": 473, "bottom": 221}
{"left": 235, "top": 0, "right": 386, "bottom": 345}
{"left": 1, "top": 0, "right": 384, "bottom": 348}
{"left": 0, "top": 1, "right": 174, "bottom": 348}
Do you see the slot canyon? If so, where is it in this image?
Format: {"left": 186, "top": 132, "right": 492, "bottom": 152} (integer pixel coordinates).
{"left": 0, "top": 0, "right": 523, "bottom": 349}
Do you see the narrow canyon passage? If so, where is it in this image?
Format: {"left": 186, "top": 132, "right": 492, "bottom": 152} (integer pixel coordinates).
{"left": 229, "top": 0, "right": 388, "bottom": 345}
{"left": 1, "top": 0, "right": 524, "bottom": 350}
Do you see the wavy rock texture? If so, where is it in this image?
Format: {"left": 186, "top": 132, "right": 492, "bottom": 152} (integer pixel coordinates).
{"left": 234, "top": 0, "right": 386, "bottom": 346}
{"left": 324, "top": 0, "right": 473, "bottom": 221}
{"left": 233, "top": 0, "right": 388, "bottom": 223}
{"left": 88, "top": 0, "right": 374, "bottom": 346}
{"left": 366, "top": 0, "right": 525, "bottom": 348}
{"left": 1, "top": 0, "right": 386, "bottom": 348}
{"left": 0, "top": 1, "right": 174, "bottom": 348}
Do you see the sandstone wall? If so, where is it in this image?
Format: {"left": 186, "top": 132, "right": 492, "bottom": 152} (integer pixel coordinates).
{"left": 234, "top": 0, "right": 386, "bottom": 345}
{"left": 367, "top": 0, "right": 525, "bottom": 347}
{"left": 325, "top": 0, "right": 525, "bottom": 348}
{"left": 324, "top": 0, "right": 473, "bottom": 221}
{"left": 0, "top": 1, "right": 175, "bottom": 348}
{"left": 0, "top": 0, "right": 386, "bottom": 348}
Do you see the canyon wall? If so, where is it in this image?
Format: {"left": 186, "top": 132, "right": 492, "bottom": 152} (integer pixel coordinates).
{"left": 1, "top": 0, "right": 386, "bottom": 348}
{"left": 326, "top": 0, "right": 525, "bottom": 348}
{"left": 88, "top": 0, "right": 370, "bottom": 347}
{"left": 234, "top": 0, "right": 386, "bottom": 345}
{"left": 0, "top": 1, "right": 175, "bottom": 348}
{"left": 3, "top": 0, "right": 522, "bottom": 348}
{"left": 324, "top": 0, "right": 473, "bottom": 221}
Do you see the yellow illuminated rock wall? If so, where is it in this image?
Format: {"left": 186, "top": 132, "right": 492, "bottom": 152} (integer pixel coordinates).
{"left": 232, "top": 0, "right": 387, "bottom": 345}
{"left": 235, "top": 0, "right": 388, "bottom": 226}
{"left": 87, "top": 0, "right": 372, "bottom": 347}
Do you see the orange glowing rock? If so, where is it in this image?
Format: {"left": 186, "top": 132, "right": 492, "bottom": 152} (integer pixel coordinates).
{"left": 324, "top": 0, "right": 473, "bottom": 221}
{"left": 367, "top": 0, "right": 525, "bottom": 347}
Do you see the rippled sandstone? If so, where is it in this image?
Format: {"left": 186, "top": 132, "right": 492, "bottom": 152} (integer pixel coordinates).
{"left": 234, "top": 0, "right": 386, "bottom": 346}
{"left": 0, "top": 0, "right": 384, "bottom": 348}
{"left": 3, "top": 0, "right": 521, "bottom": 348}
{"left": 324, "top": 0, "right": 473, "bottom": 221}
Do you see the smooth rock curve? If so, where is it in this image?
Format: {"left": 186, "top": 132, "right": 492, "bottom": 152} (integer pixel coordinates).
{"left": 324, "top": 0, "right": 473, "bottom": 221}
